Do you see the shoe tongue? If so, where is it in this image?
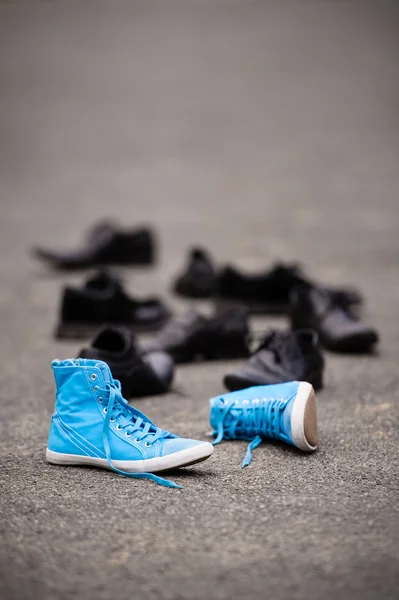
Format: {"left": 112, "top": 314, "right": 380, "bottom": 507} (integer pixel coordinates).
{"left": 95, "top": 361, "right": 113, "bottom": 384}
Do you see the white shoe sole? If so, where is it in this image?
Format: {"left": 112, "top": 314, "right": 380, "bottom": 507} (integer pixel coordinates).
{"left": 46, "top": 442, "right": 214, "bottom": 473}
{"left": 290, "top": 381, "right": 318, "bottom": 451}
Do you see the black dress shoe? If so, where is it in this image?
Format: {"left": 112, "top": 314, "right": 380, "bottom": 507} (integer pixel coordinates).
{"left": 173, "top": 247, "right": 217, "bottom": 298}
{"left": 33, "top": 220, "right": 156, "bottom": 269}
{"left": 224, "top": 329, "right": 324, "bottom": 392}
{"left": 172, "top": 249, "right": 362, "bottom": 315}
{"left": 290, "top": 286, "right": 378, "bottom": 353}
{"left": 55, "top": 271, "right": 171, "bottom": 339}
{"left": 144, "top": 307, "right": 250, "bottom": 363}
{"left": 217, "top": 262, "right": 362, "bottom": 315}
{"left": 79, "top": 326, "right": 174, "bottom": 398}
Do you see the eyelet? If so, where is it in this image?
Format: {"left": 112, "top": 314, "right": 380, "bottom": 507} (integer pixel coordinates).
{"left": 253, "top": 398, "right": 260, "bottom": 404}
{"left": 94, "top": 386, "right": 98, "bottom": 392}
{"left": 125, "top": 432, "right": 132, "bottom": 437}
{"left": 103, "top": 407, "right": 107, "bottom": 413}
{"left": 243, "top": 399, "right": 249, "bottom": 405}
{"left": 110, "top": 418, "right": 116, "bottom": 423}
{"left": 116, "top": 424, "right": 122, "bottom": 431}
{"left": 90, "top": 373, "right": 97, "bottom": 381}
{"left": 98, "top": 396, "right": 103, "bottom": 403}
{"left": 135, "top": 438, "right": 141, "bottom": 443}
{"left": 144, "top": 442, "right": 151, "bottom": 448}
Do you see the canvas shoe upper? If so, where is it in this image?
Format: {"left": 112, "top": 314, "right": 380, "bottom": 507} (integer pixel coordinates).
{"left": 47, "top": 359, "right": 213, "bottom": 488}
{"left": 209, "top": 381, "right": 317, "bottom": 468}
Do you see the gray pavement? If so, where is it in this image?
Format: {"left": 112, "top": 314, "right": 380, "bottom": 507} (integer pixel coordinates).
{"left": 1, "top": 1, "right": 399, "bottom": 599}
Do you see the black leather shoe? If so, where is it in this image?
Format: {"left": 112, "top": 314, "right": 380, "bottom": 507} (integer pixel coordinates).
{"left": 217, "top": 262, "right": 362, "bottom": 315}
{"left": 173, "top": 247, "right": 217, "bottom": 298}
{"left": 144, "top": 307, "right": 250, "bottom": 363}
{"left": 33, "top": 220, "right": 156, "bottom": 269}
{"left": 79, "top": 326, "right": 174, "bottom": 398}
{"left": 172, "top": 249, "right": 362, "bottom": 315}
{"left": 224, "top": 329, "right": 324, "bottom": 392}
{"left": 290, "top": 286, "right": 378, "bottom": 353}
{"left": 55, "top": 271, "right": 171, "bottom": 339}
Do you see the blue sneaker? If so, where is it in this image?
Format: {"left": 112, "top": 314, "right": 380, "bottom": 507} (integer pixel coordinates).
{"left": 209, "top": 381, "right": 317, "bottom": 468}
{"left": 47, "top": 358, "right": 214, "bottom": 488}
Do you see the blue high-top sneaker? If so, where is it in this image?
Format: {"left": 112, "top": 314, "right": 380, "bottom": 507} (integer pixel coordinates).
{"left": 209, "top": 381, "right": 317, "bottom": 468}
{"left": 47, "top": 359, "right": 214, "bottom": 488}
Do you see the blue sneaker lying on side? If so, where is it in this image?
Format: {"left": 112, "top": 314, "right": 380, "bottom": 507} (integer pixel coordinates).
{"left": 47, "top": 358, "right": 213, "bottom": 488}
{"left": 209, "top": 381, "right": 318, "bottom": 468}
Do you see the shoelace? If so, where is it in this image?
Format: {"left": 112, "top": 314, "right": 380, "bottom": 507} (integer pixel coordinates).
{"left": 98, "top": 380, "right": 181, "bottom": 489}
{"left": 211, "top": 397, "right": 288, "bottom": 468}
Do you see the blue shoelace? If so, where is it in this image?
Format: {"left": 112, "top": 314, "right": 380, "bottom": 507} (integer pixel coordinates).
{"left": 211, "top": 397, "right": 288, "bottom": 468}
{"left": 98, "top": 380, "right": 181, "bottom": 489}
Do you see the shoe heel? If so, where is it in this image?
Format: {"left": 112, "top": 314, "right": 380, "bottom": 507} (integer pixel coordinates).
{"left": 309, "top": 372, "right": 323, "bottom": 391}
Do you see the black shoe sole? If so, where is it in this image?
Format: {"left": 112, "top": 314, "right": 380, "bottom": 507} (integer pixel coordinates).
{"left": 224, "top": 370, "right": 323, "bottom": 392}
{"left": 55, "top": 318, "right": 169, "bottom": 340}
{"left": 173, "top": 283, "right": 214, "bottom": 299}
{"left": 215, "top": 298, "right": 289, "bottom": 315}
{"left": 323, "top": 331, "right": 378, "bottom": 354}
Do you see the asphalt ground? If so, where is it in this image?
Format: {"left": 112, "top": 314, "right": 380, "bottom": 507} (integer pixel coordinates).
{"left": 0, "top": 1, "right": 398, "bottom": 599}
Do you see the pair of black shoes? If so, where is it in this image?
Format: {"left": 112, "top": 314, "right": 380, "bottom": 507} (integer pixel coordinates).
{"left": 173, "top": 248, "right": 363, "bottom": 315}
{"left": 83, "top": 307, "right": 323, "bottom": 395}
{"left": 75, "top": 307, "right": 250, "bottom": 400}
{"left": 145, "top": 307, "right": 325, "bottom": 391}
{"left": 40, "top": 222, "right": 173, "bottom": 398}
{"left": 55, "top": 271, "right": 174, "bottom": 398}
{"left": 223, "top": 285, "right": 379, "bottom": 392}
{"left": 33, "top": 220, "right": 155, "bottom": 270}
{"left": 69, "top": 277, "right": 378, "bottom": 398}
{"left": 78, "top": 292, "right": 373, "bottom": 396}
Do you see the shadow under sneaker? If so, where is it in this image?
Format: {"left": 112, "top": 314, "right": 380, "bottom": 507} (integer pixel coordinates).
{"left": 210, "top": 381, "right": 318, "bottom": 468}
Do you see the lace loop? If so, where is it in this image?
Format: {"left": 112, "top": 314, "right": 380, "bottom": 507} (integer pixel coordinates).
{"left": 98, "top": 380, "right": 181, "bottom": 488}
{"left": 211, "top": 396, "right": 288, "bottom": 468}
